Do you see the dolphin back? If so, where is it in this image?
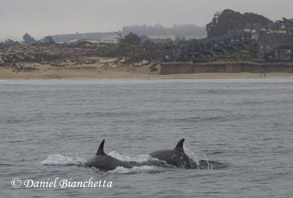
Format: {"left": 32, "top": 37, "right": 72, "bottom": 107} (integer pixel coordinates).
{"left": 85, "top": 155, "right": 132, "bottom": 171}
{"left": 149, "top": 138, "right": 197, "bottom": 169}
{"left": 96, "top": 139, "right": 106, "bottom": 155}
{"left": 174, "top": 138, "right": 185, "bottom": 153}
{"left": 85, "top": 139, "right": 133, "bottom": 171}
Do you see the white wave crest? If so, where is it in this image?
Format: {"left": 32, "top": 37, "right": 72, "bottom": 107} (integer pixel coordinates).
{"left": 182, "top": 147, "right": 214, "bottom": 170}
{"left": 108, "top": 151, "right": 152, "bottom": 163}
{"left": 41, "top": 154, "right": 84, "bottom": 166}
{"left": 108, "top": 165, "right": 164, "bottom": 174}
{"left": 183, "top": 146, "right": 199, "bottom": 162}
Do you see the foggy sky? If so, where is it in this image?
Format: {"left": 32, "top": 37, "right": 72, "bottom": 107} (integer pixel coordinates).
{"left": 1, "top": 0, "right": 293, "bottom": 41}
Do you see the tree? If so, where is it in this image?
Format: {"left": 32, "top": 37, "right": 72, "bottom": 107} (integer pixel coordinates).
{"left": 43, "top": 36, "right": 55, "bottom": 44}
{"left": 123, "top": 32, "right": 140, "bottom": 45}
{"left": 23, "top": 33, "right": 36, "bottom": 45}
{"left": 3, "top": 39, "right": 20, "bottom": 45}
{"left": 206, "top": 9, "right": 272, "bottom": 38}
{"left": 143, "top": 38, "right": 153, "bottom": 45}
{"left": 175, "top": 36, "right": 182, "bottom": 43}
{"left": 277, "top": 17, "right": 293, "bottom": 25}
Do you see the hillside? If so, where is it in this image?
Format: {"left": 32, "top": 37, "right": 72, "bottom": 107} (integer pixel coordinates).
{"left": 51, "top": 32, "right": 116, "bottom": 43}
{"left": 206, "top": 9, "right": 272, "bottom": 38}
{"left": 49, "top": 24, "right": 206, "bottom": 43}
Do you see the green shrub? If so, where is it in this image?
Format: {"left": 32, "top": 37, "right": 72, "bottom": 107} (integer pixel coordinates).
{"left": 213, "top": 50, "right": 256, "bottom": 62}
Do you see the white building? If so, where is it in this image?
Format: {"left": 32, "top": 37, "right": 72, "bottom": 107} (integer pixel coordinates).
{"left": 101, "top": 34, "right": 122, "bottom": 44}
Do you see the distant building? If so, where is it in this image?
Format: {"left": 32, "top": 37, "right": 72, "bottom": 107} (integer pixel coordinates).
{"left": 101, "top": 34, "right": 122, "bottom": 44}
{"left": 184, "top": 36, "right": 206, "bottom": 40}
{"left": 146, "top": 35, "right": 176, "bottom": 43}
{"left": 164, "top": 19, "right": 293, "bottom": 62}
{"left": 67, "top": 39, "right": 98, "bottom": 46}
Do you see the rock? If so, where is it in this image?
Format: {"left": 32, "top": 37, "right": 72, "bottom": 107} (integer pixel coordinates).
{"left": 23, "top": 67, "right": 37, "bottom": 72}
{"left": 14, "top": 65, "right": 37, "bottom": 72}
{"left": 141, "top": 59, "right": 148, "bottom": 65}
{"left": 86, "top": 59, "right": 96, "bottom": 64}
{"left": 133, "top": 63, "right": 141, "bottom": 67}
{"left": 150, "top": 63, "right": 158, "bottom": 68}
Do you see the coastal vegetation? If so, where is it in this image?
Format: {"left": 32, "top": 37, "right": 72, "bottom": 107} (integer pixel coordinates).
{"left": 1, "top": 9, "right": 292, "bottom": 71}
{"left": 206, "top": 9, "right": 272, "bottom": 38}
{"left": 213, "top": 50, "right": 257, "bottom": 62}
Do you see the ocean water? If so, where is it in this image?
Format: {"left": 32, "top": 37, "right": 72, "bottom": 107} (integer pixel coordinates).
{"left": 0, "top": 78, "right": 292, "bottom": 198}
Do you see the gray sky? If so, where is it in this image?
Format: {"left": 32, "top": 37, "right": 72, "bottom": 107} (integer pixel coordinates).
{"left": 1, "top": 0, "right": 293, "bottom": 41}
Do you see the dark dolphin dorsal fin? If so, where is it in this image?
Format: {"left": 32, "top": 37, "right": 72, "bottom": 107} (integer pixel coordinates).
{"left": 174, "top": 138, "right": 185, "bottom": 153}
{"left": 96, "top": 139, "right": 106, "bottom": 155}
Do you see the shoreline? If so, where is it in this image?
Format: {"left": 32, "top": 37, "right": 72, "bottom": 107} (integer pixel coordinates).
{"left": 1, "top": 66, "right": 293, "bottom": 80}
{"left": 1, "top": 44, "right": 293, "bottom": 80}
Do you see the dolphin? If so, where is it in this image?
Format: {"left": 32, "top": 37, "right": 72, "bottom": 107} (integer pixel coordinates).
{"left": 149, "top": 138, "right": 197, "bottom": 169}
{"left": 84, "top": 139, "right": 132, "bottom": 171}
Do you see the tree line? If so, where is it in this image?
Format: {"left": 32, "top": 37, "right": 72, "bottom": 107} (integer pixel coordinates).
{"left": 206, "top": 9, "right": 272, "bottom": 38}
{"left": 122, "top": 24, "right": 206, "bottom": 37}
{"left": 1, "top": 33, "right": 55, "bottom": 45}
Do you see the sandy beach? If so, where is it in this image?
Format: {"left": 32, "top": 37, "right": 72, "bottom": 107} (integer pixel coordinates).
{"left": 1, "top": 63, "right": 293, "bottom": 80}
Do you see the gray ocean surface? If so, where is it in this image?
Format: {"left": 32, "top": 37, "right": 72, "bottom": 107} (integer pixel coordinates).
{"left": 0, "top": 79, "right": 293, "bottom": 198}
